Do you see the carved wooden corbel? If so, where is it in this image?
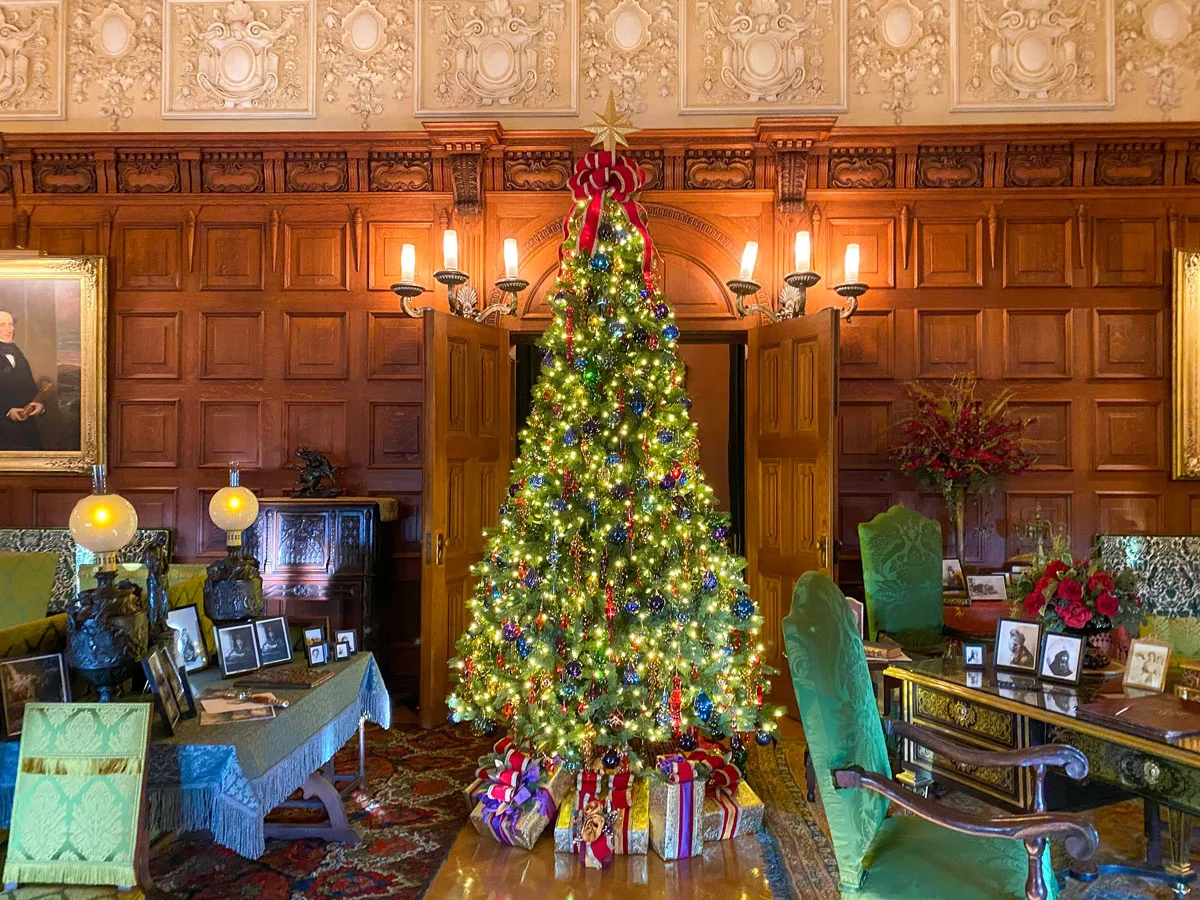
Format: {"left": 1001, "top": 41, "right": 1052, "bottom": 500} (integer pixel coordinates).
{"left": 986, "top": 204, "right": 998, "bottom": 269}
{"left": 185, "top": 209, "right": 198, "bottom": 272}
{"left": 13, "top": 207, "right": 29, "bottom": 249}
{"left": 899, "top": 204, "right": 910, "bottom": 270}
{"left": 424, "top": 122, "right": 504, "bottom": 216}
{"left": 1168, "top": 204, "right": 1179, "bottom": 251}
{"left": 352, "top": 208, "right": 363, "bottom": 272}
{"left": 1075, "top": 202, "right": 1087, "bottom": 267}
{"left": 269, "top": 208, "right": 280, "bottom": 272}
{"left": 99, "top": 208, "right": 115, "bottom": 257}
{"left": 755, "top": 116, "right": 836, "bottom": 217}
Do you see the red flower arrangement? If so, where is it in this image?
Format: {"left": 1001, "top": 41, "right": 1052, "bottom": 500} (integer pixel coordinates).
{"left": 892, "top": 376, "right": 1037, "bottom": 552}
{"left": 1014, "top": 553, "right": 1145, "bottom": 635}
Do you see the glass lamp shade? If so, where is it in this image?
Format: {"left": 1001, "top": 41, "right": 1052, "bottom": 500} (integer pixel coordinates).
{"left": 68, "top": 493, "right": 138, "bottom": 554}
{"left": 209, "top": 487, "right": 259, "bottom": 534}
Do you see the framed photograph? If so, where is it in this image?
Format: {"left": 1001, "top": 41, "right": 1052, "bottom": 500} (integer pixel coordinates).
{"left": 0, "top": 256, "right": 107, "bottom": 473}
{"left": 967, "top": 575, "right": 1009, "bottom": 602}
{"left": 334, "top": 629, "right": 358, "bottom": 656}
{"left": 1038, "top": 632, "right": 1085, "bottom": 685}
{"left": 0, "top": 652, "right": 70, "bottom": 737}
{"left": 142, "top": 646, "right": 182, "bottom": 735}
{"left": 172, "top": 664, "right": 196, "bottom": 718}
{"left": 167, "top": 604, "right": 209, "bottom": 672}
{"left": 215, "top": 623, "right": 261, "bottom": 678}
{"left": 307, "top": 642, "right": 329, "bottom": 667}
{"left": 1125, "top": 638, "right": 1172, "bottom": 693}
{"left": 963, "top": 643, "right": 986, "bottom": 668}
{"left": 254, "top": 617, "right": 292, "bottom": 668}
{"left": 942, "top": 558, "right": 965, "bottom": 591}
{"left": 302, "top": 626, "right": 327, "bottom": 648}
{"left": 335, "top": 641, "right": 351, "bottom": 660}
{"left": 994, "top": 619, "right": 1040, "bottom": 673}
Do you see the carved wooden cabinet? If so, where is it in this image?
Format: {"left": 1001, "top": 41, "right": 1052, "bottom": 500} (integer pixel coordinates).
{"left": 245, "top": 498, "right": 391, "bottom": 652}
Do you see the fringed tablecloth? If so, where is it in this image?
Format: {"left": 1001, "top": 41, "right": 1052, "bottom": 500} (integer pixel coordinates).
{"left": 0, "top": 652, "right": 391, "bottom": 860}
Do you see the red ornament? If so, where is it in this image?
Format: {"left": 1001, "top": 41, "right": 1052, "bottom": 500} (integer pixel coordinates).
{"left": 565, "top": 307, "right": 575, "bottom": 360}
{"left": 503, "top": 699, "right": 514, "bottom": 718}
{"left": 561, "top": 614, "right": 570, "bottom": 629}
{"left": 669, "top": 673, "right": 683, "bottom": 735}
{"left": 647, "top": 335, "right": 659, "bottom": 350}
{"left": 496, "top": 652, "right": 505, "bottom": 667}
{"left": 670, "top": 461, "right": 682, "bottom": 480}
{"left": 755, "top": 683, "right": 764, "bottom": 707}
{"left": 605, "top": 583, "right": 616, "bottom": 623}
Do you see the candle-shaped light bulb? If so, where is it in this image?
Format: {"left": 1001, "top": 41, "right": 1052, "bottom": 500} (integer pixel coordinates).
{"left": 844, "top": 243, "right": 860, "bottom": 283}
{"left": 443, "top": 230, "right": 459, "bottom": 271}
{"left": 795, "top": 231, "right": 811, "bottom": 272}
{"left": 400, "top": 243, "right": 416, "bottom": 284}
{"left": 739, "top": 241, "right": 758, "bottom": 281}
{"left": 503, "top": 238, "right": 519, "bottom": 278}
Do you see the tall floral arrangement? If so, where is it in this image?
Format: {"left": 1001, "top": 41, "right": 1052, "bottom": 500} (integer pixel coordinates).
{"left": 892, "top": 376, "right": 1037, "bottom": 554}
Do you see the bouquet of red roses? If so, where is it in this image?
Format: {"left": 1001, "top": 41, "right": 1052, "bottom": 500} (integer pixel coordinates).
{"left": 1015, "top": 553, "right": 1145, "bottom": 634}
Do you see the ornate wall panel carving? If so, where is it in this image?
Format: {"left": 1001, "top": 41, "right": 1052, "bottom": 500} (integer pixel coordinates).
{"left": 828, "top": 149, "right": 896, "bottom": 188}
{"left": 284, "top": 311, "right": 349, "bottom": 378}
{"left": 1093, "top": 400, "right": 1165, "bottom": 470}
{"left": 164, "top": 0, "right": 316, "bottom": 118}
{"left": 118, "top": 223, "right": 183, "bottom": 289}
{"left": 415, "top": 0, "right": 576, "bottom": 115}
{"left": 32, "top": 151, "right": 96, "bottom": 192}
{"left": 284, "top": 151, "right": 348, "bottom": 190}
{"left": 0, "top": 0, "right": 64, "bottom": 119}
{"left": 68, "top": 0, "right": 161, "bottom": 130}
{"left": 368, "top": 151, "right": 432, "bottom": 191}
{"left": 284, "top": 223, "right": 348, "bottom": 288}
{"left": 367, "top": 312, "right": 422, "bottom": 378}
{"left": 849, "top": 0, "right": 948, "bottom": 123}
{"left": 201, "top": 151, "right": 266, "bottom": 192}
{"left": 580, "top": 0, "right": 676, "bottom": 115}
{"left": 839, "top": 310, "right": 894, "bottom": 379}
{"left": 1004, "top": 144, "right": 1073, "bottom": 186}
{"left": 1003, "top": 219, "right": 1072, "bottom": 287}
{"left": 684, "top": 149, "right": 755, "bottom": 189}
{"left": 116, "top": 153, "right": 181, "bottom": 192}
{"left": 952, "top": 0, "right": 1115, "bottom": 110}
{"left": 1095, "top": 142, "right": 1164, "bottom": 185}
{"left": 318, "top": 0, "right": 412, "bottom": 130}
{"left": 917, "top": 219, "right": 983, "bottom": 286}
{"left": 684, "top": 0, "right": 846, "bottom": 112}
{"left": 283, "top": 400, "right": 347, "bottom": 462}
{"left": 916, "top": 145, "right": 983, "bottom": 187}
{"left": 503, "top": 150, "right": 572, "bottom": 190}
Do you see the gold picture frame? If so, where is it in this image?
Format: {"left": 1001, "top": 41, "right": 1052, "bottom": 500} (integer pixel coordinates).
{"left": 1174, "top": 249, "right": 1200, "bottom": 479}
{"left": 0, "top": 254, "right": 106, "bottom": 473}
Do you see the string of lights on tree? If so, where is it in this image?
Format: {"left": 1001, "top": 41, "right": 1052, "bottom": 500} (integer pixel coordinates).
{"left": 447, "top": 97, "right": 782, "bottom": 773}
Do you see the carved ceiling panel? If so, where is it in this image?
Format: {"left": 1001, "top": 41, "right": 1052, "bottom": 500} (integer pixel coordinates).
{"left": 415, "top": 0, "right": 577, "bottom": 115}
{"left": 319, "top": 0, "right": 413, "bottom": 130}
{"left": 580, "top": 0, "right": 676, "bottom": 115}
{"left": 0, "top": 0, "right": 65, "bottom": 119}
{"left": 850, "top": 0, "right": 948, "bottom": 123}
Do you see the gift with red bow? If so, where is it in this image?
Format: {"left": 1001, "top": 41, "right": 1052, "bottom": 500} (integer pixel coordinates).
{"left": 554, "top": 768, "right": 649, "bottom": 867}
{"left": 467, "top": 740, "right": 570, "bottom": 850}
{"left": 463, "top": 736, "right": 516, "bottom": 810}
{"left": 648, "top": 753, "right": 709, "bottom": 860}
{"left": 687, "top": 747, "right": 765, "bottom": 841}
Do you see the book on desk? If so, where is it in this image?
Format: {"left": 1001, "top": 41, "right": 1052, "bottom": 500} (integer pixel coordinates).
{"left": 1078, "top": 692, "right": 1200, "bottom": 744}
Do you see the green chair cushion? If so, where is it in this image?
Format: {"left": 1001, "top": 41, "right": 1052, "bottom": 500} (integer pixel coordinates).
{"left": 783, "top": 572, "right": 891, "bottom": 890}
{"left": 1144, "top": 615, "right": 1200, "bottom": 660}
{"left": 0, "top": 553, "right": 58, "bottom": 630}
{"left": 851, "top": 815, "right": 1055, "bottom": 899}
{"left": 858, "top": 505, "right": 944, "bottom": 641}
{"left": 0, "top": 614, "right": 68, "bottom": 660}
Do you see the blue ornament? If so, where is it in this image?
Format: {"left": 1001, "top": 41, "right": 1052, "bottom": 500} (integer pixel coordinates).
{"left": 491, "top": 584, "right": 501, "bottom": 599}
{"left": 530, "top": 474, "right": 545, "bottom": 488}
{"left": 656, "top": 709, "right": 672, "bottom": 728}
{"left": 654, "top": 303, "right": 670, "bottom": 320}
{"left": 565, "top": 660, "right": 583, "bottom": 679}
{"left": 548, "top": 550, "right": 561, "bottom": 564}
{"left": 623, "top": 662, "right": 640, "bottom": 685}
{"left": 733, "top": 594, "right": 755, "bottom": 620}
{"left": 542, "top": 350, "right": 554, "bottom": 366}
{"left": 678, "top": 508, "right": 692, "bottom": 521}
{"left": 675, "top": 609, "right": 691, "bottom": 624}
{"left": 678, "top": 733, "right": 698, "bottom": 752}
{"left": 551, "top": 498, "right": 568, "bottom": 512}
{"left": 517, "top": 636, "right": 532, "bottom": 659}
{"left": 702, "top": 571, "right": 717, "bottom": 591}
{"left": 493, "top": 553, "right": 508, "bottom": 569}
{"left": 631, "top": 390, "right": 646, "bottom": 415}
{"left": 623, "top": 598, "right": 640, "bottom": 615}
{"left": 755, "top": 730, "right": 772, "bottom": 747}
{"left": 502, "top": 621, "right": 519, "bottom": 641}
{"left": 606, "top": 452, "right": 621, "bottom": 465}
{"left": 663, "top": 324, "right": 679, "bottom": 341}
{"left": 694, "top": 692, "right": 713, "bottom": 721}
{"left": 636, "top": 477, "right": 651, "bottom": 490}
{"left": 713, "top": 524, "right": 729, "bottom": 541}
{"left": 603, "top": 747, "right": 621, "bottom": 768}
{"left": 591, "top": 253, "right": 610, "bottom": 272}
{"left": 658, "top": 429, "right": 675, "bottom": 444}
{"left": 609, "top": 525, "right": 628, "bottom": 544}
{"left": 523, "top": 570, "right": 540, "bottom": 589}
{"left": 610, "top": 483, "right": 628, "bottom": 501}
{"left": 610, "top": 321, "right": 626, "bottom": 337}
{"left": 560, "top": 683, "right": 578, "bottom": 698}
{"left": 682, "top": 398, "right": 693, "bottom": 411}
{"left": 649, "top": 593, "right": 666, "bottom": 612}
{"left": 564, "top": 427, "right": 578, "bottom": 446}
{"left": 574, "top": 357, "right": 589, "bottom": 371}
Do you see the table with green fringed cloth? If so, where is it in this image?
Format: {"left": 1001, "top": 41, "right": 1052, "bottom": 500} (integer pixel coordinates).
{"left": 0, "top": 652, "right": 390, "bottom": 860}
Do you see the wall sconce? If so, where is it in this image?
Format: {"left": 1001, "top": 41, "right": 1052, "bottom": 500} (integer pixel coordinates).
{"left": 726, "top": 242, "right": 781, "bottom": 323}
{"left": 834, "top": 243, "right": 868, "bottom": 321}
{"left": 781, "top": 230, "right": 819, "bottom": 317}
{"left": 394, "top": 234, "right": 528, "bottom": 322}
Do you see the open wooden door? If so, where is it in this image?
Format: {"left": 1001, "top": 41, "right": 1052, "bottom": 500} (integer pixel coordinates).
{"left": 420, "top": 311, "right": 512, "bottom": 728}
{"left": 745, "top": 306, "right": 840, "bottom": 717}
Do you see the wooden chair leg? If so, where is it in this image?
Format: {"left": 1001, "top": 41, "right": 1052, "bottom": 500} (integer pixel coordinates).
{"left": 1024, "top": 837, "right": 1049, "bottom": 900}
{"left": 1146, "top": 800, "right": 1164, "bottom": 869}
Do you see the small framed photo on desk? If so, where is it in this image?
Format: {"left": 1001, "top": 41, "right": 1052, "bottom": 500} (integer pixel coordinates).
{"left": 963, "top": 643, "right": 986, "bottom": 668}
{"left": 1038, "top": 632, "right": 1084, "bottom": 685}
{"left": 994, "top": 619, "right": 1040, "bottom": 673}
{"left": 967, "top": 575, "right": 1008, "bottom": 602}
{"left": 942, "top": 558, "right": 965, "bottom": 591}
{"left": 1124, "top": 638, "right": 1171, "bottom": 693}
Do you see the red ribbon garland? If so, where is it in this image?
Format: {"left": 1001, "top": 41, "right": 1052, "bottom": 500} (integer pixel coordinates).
{"left": 562, "top": 150, "right": 655, "bottom": 285}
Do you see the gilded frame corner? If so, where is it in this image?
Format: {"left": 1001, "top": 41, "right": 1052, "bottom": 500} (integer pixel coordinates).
{"left": 1175, "top": 250, "right": 1200, "bottom": 480}
{"left": 0, "top": 254, "right": 106, "bottom": 474}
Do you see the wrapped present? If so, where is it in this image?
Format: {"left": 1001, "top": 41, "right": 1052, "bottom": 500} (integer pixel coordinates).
{"left": 463, "top": 736, "right": 515, "bottom": 810}
{"left": 468, "top": 743, "right": 571, "bottom": 850}
{"left": 554, "top": 771, "right": 650, "bottom": 866}
{"left": 694, "top": 749, "right": 764, "bottom": 840}
{"left": 649, "top": 754, "right": 707, "bottom": 860}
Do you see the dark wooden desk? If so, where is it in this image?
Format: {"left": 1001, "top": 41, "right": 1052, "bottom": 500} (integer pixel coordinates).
{"left": 887, "top": 658, "right": 1199, "bottom": 893}
{"left": 943, "top": 600, "right": 1009, "bottom": 638}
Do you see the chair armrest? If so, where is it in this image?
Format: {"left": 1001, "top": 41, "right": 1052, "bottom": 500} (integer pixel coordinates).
{"left": 833, "top": 766, "right": 1098, "bottom": 861}
{"left": 0, "top": 614, "right": 68, "bottom": 659}
{"left": 883, "top": 718, "right": 1089, "bottom": 781}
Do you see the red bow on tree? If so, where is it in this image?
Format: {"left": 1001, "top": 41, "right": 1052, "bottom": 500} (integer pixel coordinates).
{"left": 562, "top": 150, "right": 655, "bottom": 285}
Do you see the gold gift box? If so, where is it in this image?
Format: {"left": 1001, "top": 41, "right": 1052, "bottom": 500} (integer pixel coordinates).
{"left": 1179, "top": 659, "right": 1200, "bottom": 690}
{"left": 702, "top": 781, "right": 765, "bottom": 841}
{"left": 468, "top": 762, "right": 572, "bottom": 851}
{"left": 553, "top": 778, "right": 650, "bottom": 859}
{"left": 649, "top": 776, "right": 707, "bottom": 860}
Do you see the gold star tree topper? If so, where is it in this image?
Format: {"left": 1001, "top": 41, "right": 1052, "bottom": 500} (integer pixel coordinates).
{"left": 582, "top": 91, "right": 637, "bottom": 153}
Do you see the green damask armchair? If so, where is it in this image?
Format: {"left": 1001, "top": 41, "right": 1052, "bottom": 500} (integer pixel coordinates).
{"left": 782, "top": 571, "right": 1097, "bottom": 899}
{"left": 858, "top": 504, "right": 946, "bottom": 653}
{"left": 0, "top": 553, "right": 67, "bottom": 660}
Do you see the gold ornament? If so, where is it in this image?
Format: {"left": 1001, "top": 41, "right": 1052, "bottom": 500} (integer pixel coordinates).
{"left": 582, "top": 90, "right": 637, "bottom": 154}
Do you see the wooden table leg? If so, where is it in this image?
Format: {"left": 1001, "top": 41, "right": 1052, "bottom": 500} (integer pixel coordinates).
{"left": 1147, "top": 800, "right": 1164, "bottom": 870}
{"left": 263, "top": 771, "right": 361, "bottom": 845}
{"left": 1166, "top": 808, "right": 1194, "bottom": 898}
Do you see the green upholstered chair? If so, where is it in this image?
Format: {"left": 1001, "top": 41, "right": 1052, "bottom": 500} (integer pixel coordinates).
{"left": 858, "top": 505, "right": 945, "bottom": 653}
{"left": 0, "top": 553, "right": 67, "bottom": 661}
{"left": 782, "top": 571, "right": 1097, "bottom": 899}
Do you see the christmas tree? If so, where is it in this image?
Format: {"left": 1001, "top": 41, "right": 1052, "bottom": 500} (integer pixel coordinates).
{"left": 447, "top": 97, "right": 782, "bottom": 772}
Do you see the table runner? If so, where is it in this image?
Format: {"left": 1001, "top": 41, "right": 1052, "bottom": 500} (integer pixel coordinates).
{"left": 0, "top": 652, "right": 391, "bottom": 860}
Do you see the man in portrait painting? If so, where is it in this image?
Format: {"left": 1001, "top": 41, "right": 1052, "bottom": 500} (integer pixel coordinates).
{"left": 0, "top": 310, "right": 44, "bottom": 451}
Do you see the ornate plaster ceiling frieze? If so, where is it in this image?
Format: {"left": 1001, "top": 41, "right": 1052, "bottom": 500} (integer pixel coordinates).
{"left": 1116, "top": 0, "right": 1200, "bottom": 120}
{"left": 0, "top": 0, "right": 64, "bottom": 119}
{"left": 164, "top": 0, "right": 316, "bottom": 118}
{"left": 952, "top": 0, "right": 1115, "bottom": 110}
{"left": 850, "top": 0, "right": 948, "bottom": 123}
{"left": 416, "top": 0, "right": 576, "bottom": 115}
{"left": 318, "top": 0, "right": 413, "bottom": 129}
{"left": 68, "top": 0, "right": 161, "bottom": 130}
{"left": 580, "top": 0, "right": 676, "bottom": 115}
{"left": 685, "top": 0, "right": 847, "bottom": 112}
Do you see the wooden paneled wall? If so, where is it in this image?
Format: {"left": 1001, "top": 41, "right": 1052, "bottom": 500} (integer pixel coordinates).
{"left": 3, "top": 121, "right": 1200, "bottom": 679}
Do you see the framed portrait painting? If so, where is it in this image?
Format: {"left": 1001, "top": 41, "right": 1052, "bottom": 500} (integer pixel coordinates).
{"left": 0, "top": 255, "right": 106, "bottom": 472}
